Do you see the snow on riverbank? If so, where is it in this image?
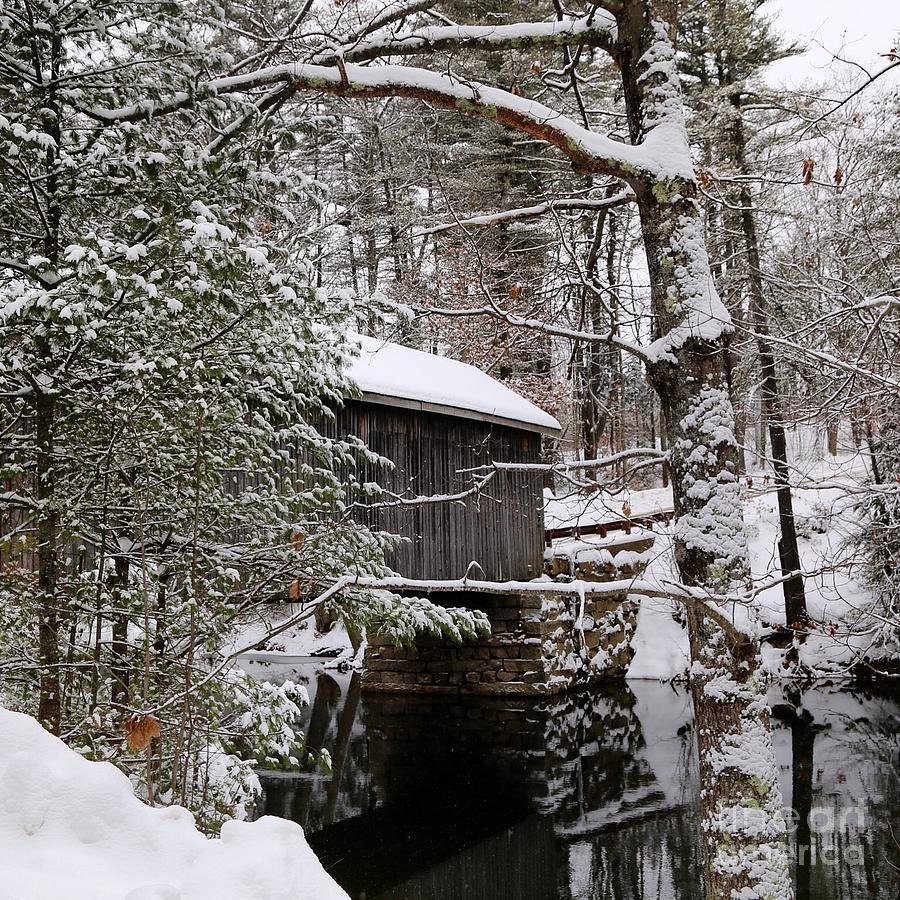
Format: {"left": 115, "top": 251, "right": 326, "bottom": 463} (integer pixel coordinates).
{"left": 0, "top": 708, "right": 348, "bottom": 900}
{"left": 627, "top": 449, "right": 887, "bottom": 680}
{"left": 226, "top": 604, "right": 358, "bottom": 670}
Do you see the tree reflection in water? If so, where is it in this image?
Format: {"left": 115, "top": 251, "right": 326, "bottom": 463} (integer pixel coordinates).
{"left": 257, "top": 669, "right": 900, "bottom": 900}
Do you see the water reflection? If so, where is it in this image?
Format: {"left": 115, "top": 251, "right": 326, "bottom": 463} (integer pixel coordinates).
{"left": 256, "top": 667, "right": 900, "bottom": 900}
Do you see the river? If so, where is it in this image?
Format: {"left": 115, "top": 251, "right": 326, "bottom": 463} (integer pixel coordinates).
{"left": 248, "top": 661, "right": 900, "bottom": 900}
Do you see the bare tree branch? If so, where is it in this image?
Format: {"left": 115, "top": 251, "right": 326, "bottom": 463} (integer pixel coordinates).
{"left": 418, "top": 189, "right": 635, "bottom": 235}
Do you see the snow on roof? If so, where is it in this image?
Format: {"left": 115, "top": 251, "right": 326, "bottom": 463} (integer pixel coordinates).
{"left": 347, "top": 335, "right": 561, "bottom": 434}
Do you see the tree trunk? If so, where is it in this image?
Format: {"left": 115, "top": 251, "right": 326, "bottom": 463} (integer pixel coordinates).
{"left": 865, "top": 420, "right": 881, "bottom": 484}
{"left": 827, "top": 423, "right": 838, "bottom": 457}
{"left": 734, "top": 406, "right": 747, "bottom": 477}
{"left": 789, "top": 703, "right": 816, "bottom": 900}
{"left": 729, "top": 106, "right": 808, "bottom": 627}
{"left": 35, "top": 11, "right": 64, "bottom": 737}
{"left": 754, "top": 401, "right": 767, "bottom": 465}
{"left": 687, "top": 608, "right": 789, "bottom": 900}
{"left": 617, "top": 6, "right": 792, "bottom": 897}
{"left": 641, "top": 194, "right": 791, "bottom": 898}
{"left": 606, "top": 210, "right": 624, "bottom": 471}
{"left": 35, "top": 388, "right": 61, "bottom": 734}
{"left": 581, "top": 202, "right": 612, "bottom": 462}
{"left": 110, "top": 554, "right": 131, "bottom": 709}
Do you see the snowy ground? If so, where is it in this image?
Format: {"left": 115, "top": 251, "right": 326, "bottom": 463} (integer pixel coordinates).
{"left": 0, "top": 708, "right": 348, "bottom": 900}
{"left": 629, "top": 448, "right": 886, "bottom": 680}
{"left": 226, "top": 605, "right": 357, "bottom": 665}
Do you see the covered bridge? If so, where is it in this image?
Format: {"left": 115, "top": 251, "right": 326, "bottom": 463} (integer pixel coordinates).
{"left": 335, "top": 336, "right": 561, "bottom": 582}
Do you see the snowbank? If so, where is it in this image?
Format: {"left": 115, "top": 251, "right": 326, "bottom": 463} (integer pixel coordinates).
{"left": 628, "top": 594, "right": 690, "bottom": 680}
{"left": 0, "top": 708, "right": 348, "bottom": 900}
{"left": 227, "top": 604, "right": 353, "bottom": 660}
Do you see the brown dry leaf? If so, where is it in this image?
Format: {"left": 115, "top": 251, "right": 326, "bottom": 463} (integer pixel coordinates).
{"left": 802, "top": 158, "right": 815, "bottom": 185}
{"left": 125, "top": 714, "right": 161, "bottom": 752}
{"left": 834, "top": 165, "right": 844, "bottom": 186}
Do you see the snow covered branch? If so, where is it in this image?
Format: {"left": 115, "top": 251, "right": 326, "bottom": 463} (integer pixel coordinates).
{"left": 352, "top": 451, "right": 667, "bottom": 513}
{"left": 418, "top": 190, "right": 635, "bottom": 235}
{"left": 740, "top": 325, "right": 900, "bottom": 391}
{"left": 0, "top": 257, "right": 53, "bottom": 287}
{"left": 417, "top": 300, "right": 649, "bottom": 362}
{"left": 467, "top": 447, "right": 667, "bottom": 474}
{"left": 800, "top": 57, "right": 900, "bottom": 136}
{"left": 87, "top": 63, "right": 690, "bottom": 187}
{"left": 333, "top": 15, "right": 618, "bottom": 64}
{"left": 352, "top": 470, "right": 498, "bottom": 510}
{"left": 337, "top": 574, "right": 763, "bottom": 645}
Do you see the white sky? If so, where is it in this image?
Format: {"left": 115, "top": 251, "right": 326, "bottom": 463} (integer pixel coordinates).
{"left": 764, "top": 0, "right": 899, "bottom": 86}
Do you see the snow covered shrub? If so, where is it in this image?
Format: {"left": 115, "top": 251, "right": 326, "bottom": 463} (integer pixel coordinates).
{"left": 183, "top": 744, "right": 263, "bottom": 832}
{"left": 0, "top": 572, "right": 38, "bottom": 711}
{"left": 795, "top": 502, "right": 831, "bottom": 539}
{"left": 221, "top": 672, "right": 309, "bottom": 771}
{"left": 333, "top": 589, "right": 492, "bottom": 648}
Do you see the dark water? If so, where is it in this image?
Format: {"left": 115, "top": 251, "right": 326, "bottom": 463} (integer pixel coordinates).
{"left": 255, "top": 665, "right": 900, "bottom": 900}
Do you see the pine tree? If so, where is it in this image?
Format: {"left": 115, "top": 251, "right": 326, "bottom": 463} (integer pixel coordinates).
{"left": 0, "top": 0, "right": 487, "bottom": 819}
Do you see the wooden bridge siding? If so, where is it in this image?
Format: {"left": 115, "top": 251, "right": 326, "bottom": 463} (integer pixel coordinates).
{"left": 2, "top": 401, "right": 546, "bottom": 584}
{"left": 328, "top": 401, "right": 545, "bottom": 583}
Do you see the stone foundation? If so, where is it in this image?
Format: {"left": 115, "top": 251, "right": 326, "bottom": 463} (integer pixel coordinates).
{"left": 362, "top": 531, "right": 655, "bottom": 696}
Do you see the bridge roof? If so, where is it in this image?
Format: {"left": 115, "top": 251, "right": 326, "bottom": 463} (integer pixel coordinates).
{"left": 348, "top": 335, "right": 561, "bottom": 435}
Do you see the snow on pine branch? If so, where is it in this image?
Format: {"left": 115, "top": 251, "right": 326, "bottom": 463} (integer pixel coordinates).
{"left": 337, "top": 575, "right": 783, "bottom": 644}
